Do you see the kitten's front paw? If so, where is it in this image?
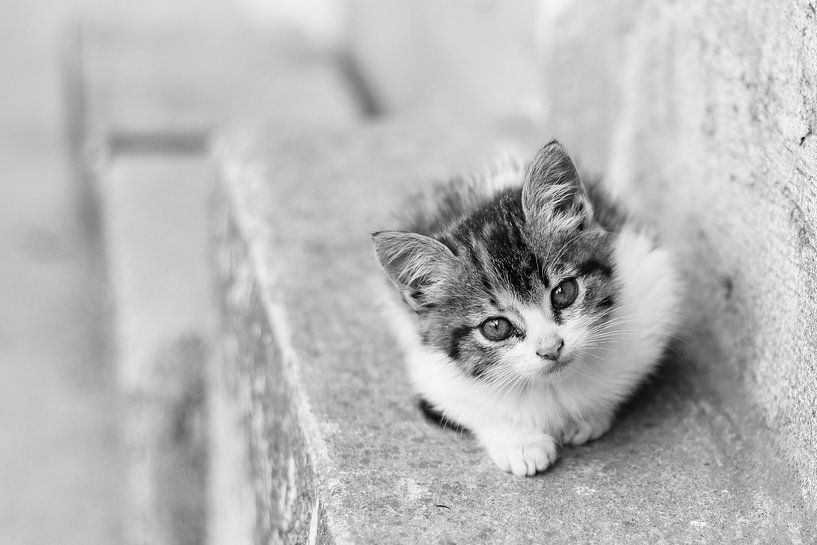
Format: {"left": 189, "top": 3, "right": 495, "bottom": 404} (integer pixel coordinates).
{"left": 562, "top": 414, "right": 612, "bottom": 446}
{"left": 484, "top": 433, "right": 558, "bottom": 477}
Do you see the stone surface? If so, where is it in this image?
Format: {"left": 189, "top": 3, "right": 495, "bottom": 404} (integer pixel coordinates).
{"left": 537, "top": 0, "right": 817, "bottom": 507}
{"left": 213, "top": 120, "right": 816, "bottom": 544}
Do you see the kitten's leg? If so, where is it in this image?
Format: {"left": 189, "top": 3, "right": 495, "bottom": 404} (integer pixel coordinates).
{"left": 561, "top": 411, "right": 613, "bottom": 446}
{"left": 476, "top": 426, "right": 558, "bottom": 477}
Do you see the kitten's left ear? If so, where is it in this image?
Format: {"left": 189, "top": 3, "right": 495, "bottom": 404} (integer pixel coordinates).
{"left": 522, "top": 140, "right": 593, "bottom": 232}
{"left": 371, "top": 230, "right": 456, "bottom": 310}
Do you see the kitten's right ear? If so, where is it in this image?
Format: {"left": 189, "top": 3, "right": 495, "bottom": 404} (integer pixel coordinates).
{"left": 522, "top": 140, "right": 593, "bottom": 232}
{"left": 372, "top": 231, "right": 455, "bottom": 310}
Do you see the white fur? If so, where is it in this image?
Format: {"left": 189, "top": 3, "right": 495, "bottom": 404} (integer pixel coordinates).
{"left": 381, "top": 226, "right": 681, "bottom": 477}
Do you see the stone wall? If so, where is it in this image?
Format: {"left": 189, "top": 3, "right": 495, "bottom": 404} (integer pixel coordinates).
{"left": 538, "top": 0, "right": 817, "bottom": 504}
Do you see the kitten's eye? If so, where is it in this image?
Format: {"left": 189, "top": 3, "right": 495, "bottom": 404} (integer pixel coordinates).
{"left": 551, "top": 278, "right": 579, "bottom": 309}
{"left": 479, "top": 317, "right": 514, "bottom": 342}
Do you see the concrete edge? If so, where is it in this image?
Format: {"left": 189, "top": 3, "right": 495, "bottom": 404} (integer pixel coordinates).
{"left": 212, "top": 135, "right": 351, "bottom": 544}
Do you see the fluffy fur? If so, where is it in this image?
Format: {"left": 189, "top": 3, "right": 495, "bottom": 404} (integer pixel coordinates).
{"left": 372, "top": 141, "right": 680, "bottom": 477}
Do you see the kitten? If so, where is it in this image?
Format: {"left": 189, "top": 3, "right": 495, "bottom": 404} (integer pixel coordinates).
{"left": 372, "top": 141, "right": 680, "bottom": 477}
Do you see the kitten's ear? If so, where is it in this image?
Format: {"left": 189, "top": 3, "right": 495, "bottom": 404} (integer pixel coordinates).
{"left": 522, "top": 140, "right": 593, "bottom": 232}
{"left": 372, "top": 231, "right": 456, "bottom": 310}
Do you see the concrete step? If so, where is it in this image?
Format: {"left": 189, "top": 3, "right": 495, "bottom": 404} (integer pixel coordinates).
{"left": 211, "top": 119, "right": 815, "bottom": 544}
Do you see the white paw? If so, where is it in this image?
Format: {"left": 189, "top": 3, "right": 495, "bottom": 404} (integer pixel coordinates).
{"left": 561, "top": 415, "right": 612, "bottom": 446}
{"left": 485, "top": 434, "right": 558, "bottom": 477}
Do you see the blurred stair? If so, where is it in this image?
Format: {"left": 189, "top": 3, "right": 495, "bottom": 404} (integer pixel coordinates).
{"left": 67, "top": 11, "right": 359, "bottom": 545}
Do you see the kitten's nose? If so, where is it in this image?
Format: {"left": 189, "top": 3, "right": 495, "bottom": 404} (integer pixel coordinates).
{"left": 536, "top": 338, "right": 564, "bottom": 361}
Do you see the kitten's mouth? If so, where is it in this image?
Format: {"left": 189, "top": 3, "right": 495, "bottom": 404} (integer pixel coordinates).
{"left": 543, "top": 357, "right": 572, "bottom": 375}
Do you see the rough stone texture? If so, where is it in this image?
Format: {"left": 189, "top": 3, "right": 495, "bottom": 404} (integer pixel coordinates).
{"left": 536, "top": 0, "right": 817, "bottom": 507}
{"left": 213, "top": 200, "right": 320, "bottom": 545}
{"left": 347, "top": 0, "right": 542, "bottom": 118}
{"left": 213, "top": 120, "right": 816, "bottom": 544}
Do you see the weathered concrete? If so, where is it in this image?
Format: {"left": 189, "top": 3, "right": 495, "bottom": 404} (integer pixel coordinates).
{"left": 536, "top": 0, "right": 817, "bottom": 507}
{"left": 213, "top": 120, "right": 816, "bottom": 544}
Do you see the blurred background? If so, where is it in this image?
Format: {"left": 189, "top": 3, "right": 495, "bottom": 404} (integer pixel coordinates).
{"left": 1, "top": 2, "right": 341, "bottom": 544}
{"left": 2, "top": 0, "right": 815, "bottom": 543}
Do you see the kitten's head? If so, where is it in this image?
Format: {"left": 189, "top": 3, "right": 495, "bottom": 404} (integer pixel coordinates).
{"left": 373, "top": 141, "right": 619, "bottom": 385}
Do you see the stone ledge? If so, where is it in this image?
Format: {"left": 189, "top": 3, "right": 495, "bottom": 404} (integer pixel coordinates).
{"left": 212, "top": 120, "right": 815, "bottom": 544}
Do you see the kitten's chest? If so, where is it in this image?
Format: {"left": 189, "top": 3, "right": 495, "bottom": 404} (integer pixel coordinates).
{"left": 501, "top": 384, "right": 573, "bottom": 431}
{"left": 501, "top": 378, "right": 606, "bottom": 432}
